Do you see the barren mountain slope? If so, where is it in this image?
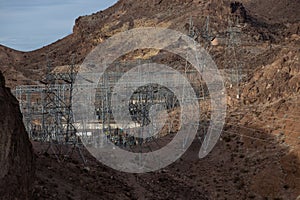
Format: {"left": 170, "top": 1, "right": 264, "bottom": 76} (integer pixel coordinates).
{"left": 0, "top": 0, "right": 299, "bottom": 88}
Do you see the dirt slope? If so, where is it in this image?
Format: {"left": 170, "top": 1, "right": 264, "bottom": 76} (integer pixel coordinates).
{"left": 31, "top": 124, "right": 299, "bottom": 199}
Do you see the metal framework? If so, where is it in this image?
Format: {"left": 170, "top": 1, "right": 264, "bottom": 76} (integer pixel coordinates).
{"left": 75, "top": 60, "right": 207, "bottom": 150}
{"left": 15, "top": 59, "right": 86, "bottom": 162}
{"left": 226, "top": 15, "right": 243, "bottom": 99}
{"left": 14, "top": 59, "right": 206, "bottom": 158}
{"left": 188, "top": 15, "right": 246, "bottom": 99}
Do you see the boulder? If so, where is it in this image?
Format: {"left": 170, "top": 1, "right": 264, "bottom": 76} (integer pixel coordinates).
{"left": 0, "top": 71, "right": 35, "bottom": 199}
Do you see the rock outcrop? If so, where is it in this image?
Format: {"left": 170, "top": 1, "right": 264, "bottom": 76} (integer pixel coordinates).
{"left": 0, "top": 71, "right": 35, "bottom": 199}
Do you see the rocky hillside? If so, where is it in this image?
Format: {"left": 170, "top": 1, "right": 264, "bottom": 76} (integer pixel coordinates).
{"left": 0, "top": 72, "right": 35, "bottom": 199}
{"left": 241, "top": 0, "right": 300, "bottom": 23}
{"left": 0, "top": 0, "right": 299, "bottom": 88}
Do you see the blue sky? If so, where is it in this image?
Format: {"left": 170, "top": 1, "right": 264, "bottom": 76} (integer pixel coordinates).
{"left": 0, "top": 0, "right": 118, "bottom": 51}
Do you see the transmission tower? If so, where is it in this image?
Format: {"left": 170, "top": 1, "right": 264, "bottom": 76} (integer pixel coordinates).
{"left": 226, "top": 15, "right": 242, "bottom": 99}
{"left": 40, "top": 56, "right": 85, "bottom": 163}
